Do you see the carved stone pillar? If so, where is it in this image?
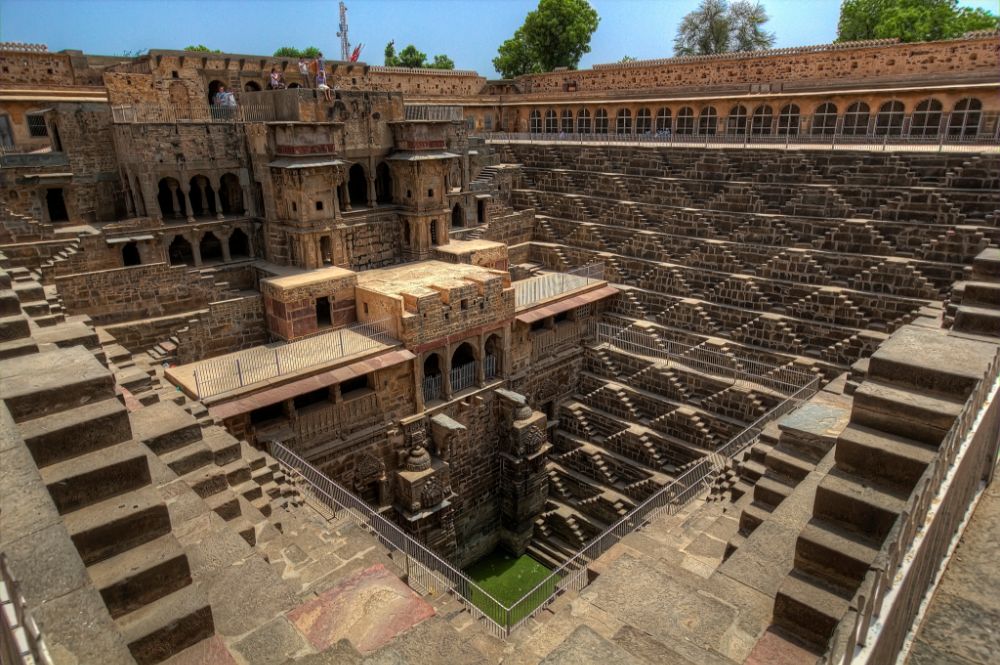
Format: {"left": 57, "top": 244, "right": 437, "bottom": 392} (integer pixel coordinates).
{"left": 181, "top": 188, "right": 195, "bottom": 222}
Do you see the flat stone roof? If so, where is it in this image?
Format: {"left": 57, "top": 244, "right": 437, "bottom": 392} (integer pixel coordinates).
{"left": 356, "top": 260, "right": 504, "bottom": 298}
{"left": 434, "top": 239, "right": 506, "bottom": 255}
{"left": 263, "top": 266, "right": 356, "bottom": 290}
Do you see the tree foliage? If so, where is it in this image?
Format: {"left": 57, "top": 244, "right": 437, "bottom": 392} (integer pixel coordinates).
{"left": 673, "top": 0, "right": 775, "bottom": 56}
{"left": 273, "top": 46, "right": 321, "bottom": 58}
{"left": 184, "top": 45, "right": 222, "bottom": 53}
{"left": 836, "top": 0, "right": 999, "bottom": 43}
{"left": 383, "top": 41, "right": 455, "bottom": 69}
{"left": 619, "top": 55, "right": 637, "bottom": 63}
{"left": 493, "top": 0, "right": 600, "bottom": 78}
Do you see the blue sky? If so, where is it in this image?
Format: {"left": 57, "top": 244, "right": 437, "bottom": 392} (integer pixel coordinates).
{"left": 1, "top": 0, "right": 996, "bottom": 77}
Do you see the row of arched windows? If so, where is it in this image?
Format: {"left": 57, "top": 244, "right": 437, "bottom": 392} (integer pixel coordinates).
{"left": 527, "top": 98, "right": 983, "bottom": 138}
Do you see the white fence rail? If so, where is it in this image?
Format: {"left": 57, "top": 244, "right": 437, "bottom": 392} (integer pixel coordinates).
{"left": 193, "top": 318, "right": 394, "bottom": 398}
{"left": 0, "top": 554, "right": 52, "bottom": 665}
{"left": 515, "top": 262, "right": 604, "bottom": 309}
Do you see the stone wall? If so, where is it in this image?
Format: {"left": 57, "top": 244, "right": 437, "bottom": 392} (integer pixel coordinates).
{"left": 55, "top": 261, "right": 234, "bottom": 324}
{"left": 176, "top": 295, "right": 268, "bottom": 363}
{"left": 0, "top": 50, "right": 75, "bottom": 86}
{"left": 516, "top": 33, "right": 999, "bottom": 93}
{"left": 368, "top": 67, "right": 486, "bottom": 97}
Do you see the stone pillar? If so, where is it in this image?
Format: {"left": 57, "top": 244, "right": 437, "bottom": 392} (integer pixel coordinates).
{"left": 443, "top": 349, "right": 453, "bottom": 400}
{"left": 475, "top": 339, "right": 485, "bottom": 387}
{"left": 212, "top": 180, "right": 225, "bottom": 220}
{"left": 168, "top": 182, "right": 182, "bottom": 218}
{"left": 241, "top": 185, "right": 252, "bottom": 217}
{"left": 496, "top": 389, "right": 551, "bottom": 556}
{"left": 340, "top": 181, "right": 351, "bottom": 211}
{"left": 197, "top": 176, "right": 210, "bottom": 213}
{"left": 413, "top": 357, "right": 425, "bottom": 413}
{"left": 191, "top": 235, "right": 203, "bottom": 267}
{"left": 367, "top": 176, "right": 376, "bottom": 208}
{"left": 181, "top": 188, "right": 195, "bottom": 222}
{"left": 331, "top": 184, "right": 342, "bottom": 220}
{"left": 221, "top": 231, "right": 232, "bottom": 262}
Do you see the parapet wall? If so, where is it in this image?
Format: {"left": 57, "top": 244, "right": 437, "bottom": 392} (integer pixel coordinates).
{"left": 515, "top": 33, "right": 999, "bottom": 94}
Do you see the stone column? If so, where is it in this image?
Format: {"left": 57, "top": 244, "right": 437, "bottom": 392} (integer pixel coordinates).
{"left": 168, "top": 181, "right": 182, "bottom": 218}
{"left": 367, "top": 176, "right": 376, "bottom": 208}
{"left": 221, "top": 231, "right": 232, "bottom": 262}
{"left": 181, "top": 187, "right": 196, "bottom": 222}
{"left": 197, "top": 176, "right": 210, "bottom": 213}
{"left": 191, "top": 235, "right": 203, "bottom": 267}
{"left": 211, "top": 179, "right": 225, "bottom": 220}
{"left": 331, "top": 184, "right": 342, "bottom": 219}
{"left": 241, "top": 185, "right": 252, "bottom": 217}
{"left": 340, "top": 181, "right": 351, "bottom": 211}
{"left": 475, "top": 337, "right": 485, "bottom": 387}
{"left": 442, "top": 348, "right": 453, "bottom": 400}
{"left": 413, "top": 357, "right": 425, "bottom": 413}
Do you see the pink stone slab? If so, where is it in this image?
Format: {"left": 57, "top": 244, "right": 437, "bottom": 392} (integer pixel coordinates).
{"left": 287, "top": 563, "right": 435, "bottom": 654}
{"left": 161, "top": 636, "right": 239, "bottom": 665}
{"left": 744, "top": 628, "right": 821, "bottom": 665}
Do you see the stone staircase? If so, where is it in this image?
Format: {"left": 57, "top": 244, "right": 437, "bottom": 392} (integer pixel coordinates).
{"left": 947, "top": 247, "right": 1000, "bottom": 337}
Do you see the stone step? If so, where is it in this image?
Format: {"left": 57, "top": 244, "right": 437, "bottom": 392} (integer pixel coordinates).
{"left": 160, "top": 439, "right": 214, "bottom": 476}
{"left": 836, "top": 423, "right": 937, "bottom": 488}
{"left": 233, "top": 480, "right": 263, "bottom": 502}
{"left": 251, "top": 466, "right": 274, "bottom": 485}
{"left": 40, "top": 440, "right": 151, "bottom": 514}
{"left": 229, "top": 515, "right": 257, "bottom": 546}
{"left": 18, "top": 396, "right": 132, "bottom": 468}
{"left": 753, "top": 475, "right": 794, "bottom": 509}
{"left": 131, "top": 402, "right": 203, "bottom": 454}
{"left": 201, "top": 427, "right": 241, "bottom": 465}
{"left": 954, "top": 305, "right": 1000, "bottom": 337}
{"left": 971, "top": 247, "right": 1000, "bottom": 279}
{"left": 865, "top": 326, "right": 993, "bottom": 397}
{"left": 795, "top": 517, "right": 880, "bottom": 591}
{"left": 774, "top": 570, "right": 853, "bottom": 648}
{"left": 63, "top": 485, "right": 171, "bottom": 566}
{"left": 115, "top": 584, "right": 214, "bottom": 665}
{"left": 181, "top": 466, "right": 228, "bottom": 499}
{"left": 740, "top": 459, "right": 765, "bottom": 483}
{"left": 0, "top": 346, "right": 116, "bottom": 423}
{"left": 205, "top": 492, "right": 241, "bottom": 521}
{"left": 852, "top": 380, "right": 964, "bottom": 446}
{"left": 764, "top": 445, "right": 814, "bottom": 482}
{"left": 87, "top": 534, "right": 191, "bottom": 619}
{"left": 962, "top": 281, "right": 1000, "bottom": 307}
{"left": 0, "top": 336, "right": 38, "bottom": 360}
{"left": 814, "top": 469, "right": 908, "bottom": 541}
{"left": 220, "top": 459, "right": 252, "bottom": 486}
{"left": 0, "top": 289, "right": 19, "bottom": 316}
{"left": 251, "top": 495, "right": 273, "bottom": 518}
{"left": 739, "top": 502, "right": 771, "bottom": 535}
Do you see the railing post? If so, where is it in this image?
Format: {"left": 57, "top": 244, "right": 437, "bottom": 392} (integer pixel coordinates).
{"left": 235, "top": 359, "right": 244, "bottom": 387}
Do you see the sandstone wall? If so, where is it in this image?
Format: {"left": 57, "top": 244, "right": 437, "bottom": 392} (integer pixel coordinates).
{"left": 516, "top": 34, "right": 999, "bottom": 93}
{"left": 0, "top": 50, "right": 75, "bottom": 86}
{"left": 176, "top": 295, "right": 268, "bottom": 363}
{"left": 56, "top": 262, "right": 233, "bottom": 324}
{"left": 367, "top": 67, "right": 487, "bottom": 97}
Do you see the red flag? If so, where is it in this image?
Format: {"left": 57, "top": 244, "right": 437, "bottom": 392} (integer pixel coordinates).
{"left": 350, "top": 45, "right": 362, "bottom": 62}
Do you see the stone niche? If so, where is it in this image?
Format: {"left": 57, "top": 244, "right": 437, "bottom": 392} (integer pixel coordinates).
{"left": 261, "top": 266, "right": 357, "bottom": 341}
{"left": 496, "top": 389, "right": 551, "bottom": 556}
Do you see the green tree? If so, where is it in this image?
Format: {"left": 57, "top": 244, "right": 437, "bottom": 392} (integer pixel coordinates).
{"left": 619, "top": 55, "right": 637, "bottom": 63}
{"left": 674, "top": 0, "right": 774, "bottom": 56}
{"left": 493, "top": 0, "right": 600, "bottom": 78}
{"left": 273, "top": 46, "right": 321, "bottom": 58}
{"left": 429, "top": 54, "right": 456, "bottom": 70}
{"left": 185, "top": 44, "right": 222, "bottom": 53}
{"left": 397, "top": 44, "right": 428, "bottom": 68}
{"left": 837, "top": 0, "right": 998, "bottom": 43}
{"left": 384, "top": 41, "right": 399, "bottom": 66}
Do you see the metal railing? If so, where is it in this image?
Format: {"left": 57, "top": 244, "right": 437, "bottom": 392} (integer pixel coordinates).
{"left": 515, "top": 262, "right": 604, "bottom": 310}
{"left": 422, "top": 374, "right": 442, "bottom": 403}
{"left": 193, "top": 318, "right": 394, "bottom": 398}
{"left": 294, "top": 392, "right": 382, "bottom": 444}
{"left": 111, "top": 100, "right": 277, "bottom": 124}
{"left": 0, "top": 554, "right": 52, "bottom": 665}
{"left": 484, "top": 354, "right": 498, "bottom": 379}
{"left": 268, "top": 332, "right": 819, "bottom": 637}
{"left": 482, "top": 122, "right": 1000, "bottom": 153}
{"left": 450, "top": 362, "right": 477, "bottom": 393}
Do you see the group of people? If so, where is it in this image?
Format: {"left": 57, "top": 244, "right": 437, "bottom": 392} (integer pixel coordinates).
{"left": 268, "top": 53, "right": 333, "bottom": 101}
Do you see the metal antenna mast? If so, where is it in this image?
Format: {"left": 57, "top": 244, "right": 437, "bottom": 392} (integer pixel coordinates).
{"left": 337, "top": 1, "right": 350, "bottom": 61}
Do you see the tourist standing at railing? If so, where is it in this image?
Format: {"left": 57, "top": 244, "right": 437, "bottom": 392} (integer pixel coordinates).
{"left": 298, "top": 58, "right": 311, "bottom": 87}
{"left": 269, "top": 67, "right": 286, "bottom": 90}
{"left": 313, "top": 52, "right": 325, "bottom": 87}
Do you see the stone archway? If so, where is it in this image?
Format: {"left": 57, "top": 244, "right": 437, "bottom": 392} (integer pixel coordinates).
{"left": 229, "top": 228, "right": 251, "bottom": 259}
{"left": 168, "top": 235, "right": 194, "bottom": 265}
{"left": 451, "top": 202, "right": 463, "bottom": 228}
{"left": 348, "top": 164, "right": 367, "bottom": 207}
{"left": 484, "top": 334, "right": 502, "bottom": 379}
{"left": 200, "top": 232, "right": 223, "bottom": 263}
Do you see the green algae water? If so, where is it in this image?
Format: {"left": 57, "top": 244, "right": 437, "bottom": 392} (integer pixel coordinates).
{"left": 464, "top": 548, "right": 556, "bottom": 624}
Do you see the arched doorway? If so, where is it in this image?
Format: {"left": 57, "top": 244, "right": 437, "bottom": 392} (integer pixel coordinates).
{"left": 423, "top": 353, "right": 443, "bottom": 402}
{"left": 348, "top": 164, "right": 367, "bottom": 207}
{"left": 451, "top": 202, "right": 463, "bottom": 228}
{"left": 375, "top": 162, "right": 392, "bottom": 204}
{"left": 450, "top": 342, "right": 477, "bottom": 392}
{"left": 229, "top": 228, "right": 250, "bottom": 259}
{"left": 45, "top": 188, "right": 68, "bottom": 222}
{"left": 484, "top": 334, "right": 502, "bottom": 379}
{"left": 188, "top": 176, "right": 214, "bottom": 216}
{"left": 219, "top": 173, "right": 243, "bottom": 215}
{"left": 200, "top": 232, "right": 223, "bottom": 263}
{"left": 207, "top": 80, "right": 225, "bottom": 105}
{"left": 157, "top": 178, "right": 184, "bottom": 217}
{"left": 168, "top": 235, "right": 193, "bottom": 265}
{"left": 244, "top": 81, "right": 261, "bottom": 92}
{"left": 122, "top": 241, "right": 141, "bottom": 266}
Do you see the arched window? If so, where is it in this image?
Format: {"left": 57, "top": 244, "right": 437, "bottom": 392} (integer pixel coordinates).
{"left": 616, "top": 108, "right": 632, "bottom": 135}
{"left": 636, "top": 108, "right": 652, "bottom": 134}
{"left": 676, "top": 107, "right": 695, "bottom": 135}
{"left": 811, "top": 103, "right": 838, "bottom": 135}
{"left": 949, "top": 98, "right": 982, "bottom": 137}
{"left": 561, "top": 109, "right": 574, "bottom": 133}
{"left": 594, "top": 109, "right": 609, "bottom": 134}
{"left": 544, "top": 109, "right": 558, "bottom": 133}
{"left": 168, "top": 235, "right": 193, "bottom": 265}
{"left": 726, "top": 105, "right": 748, "bottom": 135}
{"left": 843, "top": 102, "right": 871, "bottom": 135}
{"left": 655, "top": 107, "right": 672, "bottom": 133}
{"left": 699, "top": 106, "right": 718, "bottom": 135}
{"left": 875, "top": 101, "right": 904, "bottom": 136}
{"left": 122, "top": 241, "right": 141, "bottom": 267}
{"left": 529, "top": 110, "right": 542, "bottom": 133}
{"left": 777, "top": 104, "right": 800, "bottom": 136}
{"left": 751, "top": 105, "right": 773, "bottom": 135}
{"left": 911, "top": 99, "right": 943, "bottom": 137}
{"left": 577, "top": 109, "right": 591, "bottom": 134}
